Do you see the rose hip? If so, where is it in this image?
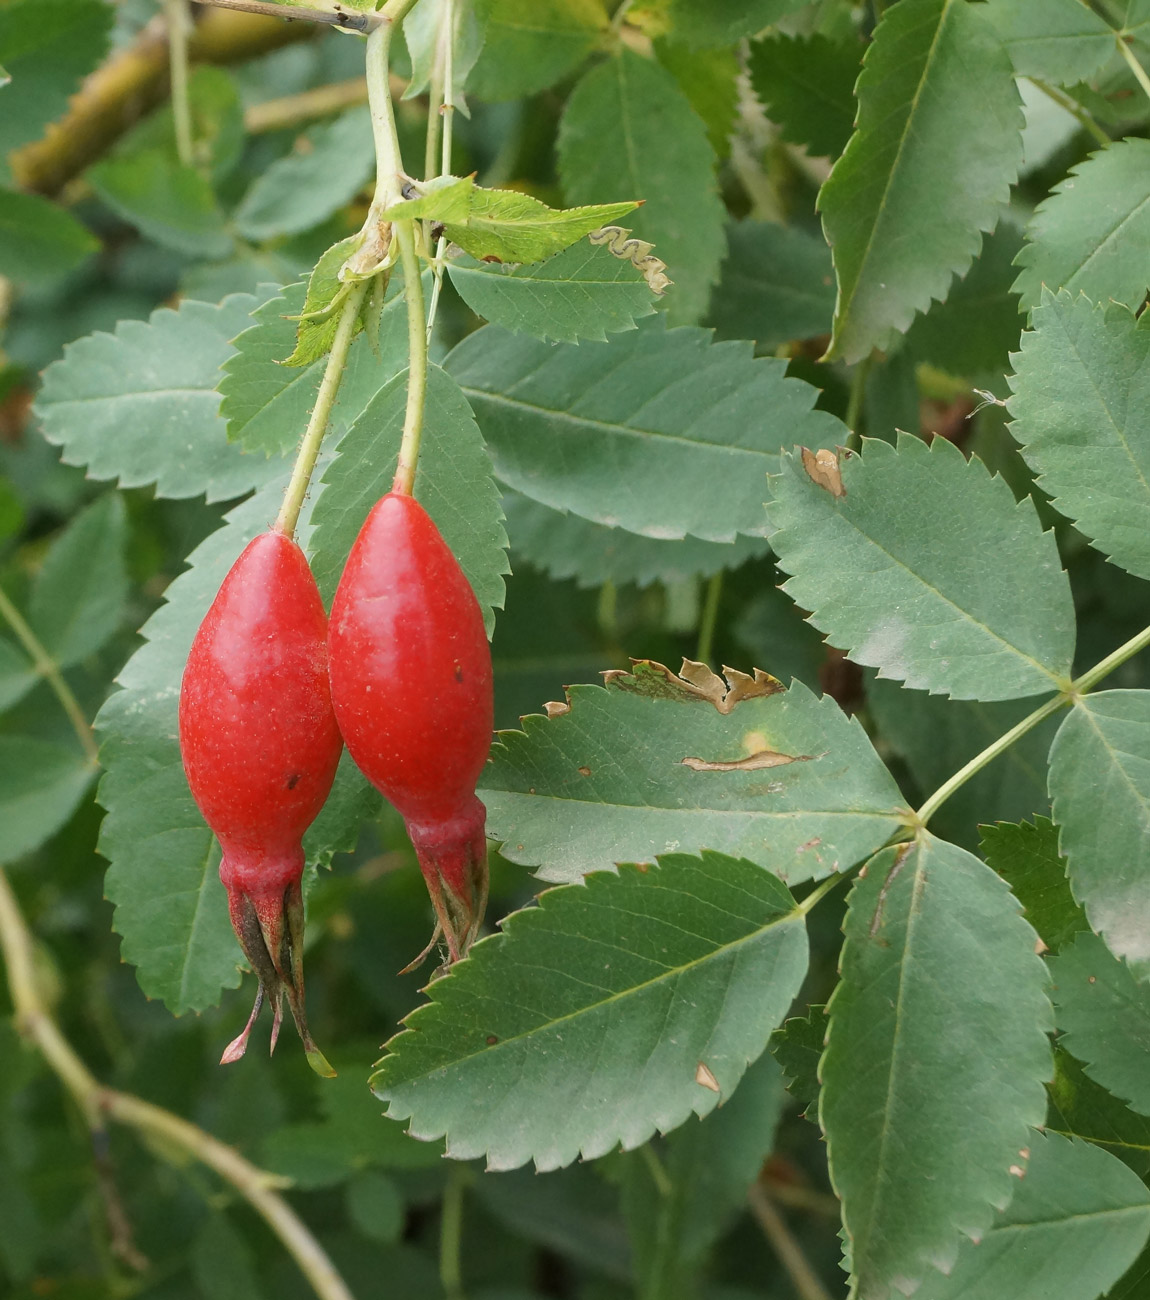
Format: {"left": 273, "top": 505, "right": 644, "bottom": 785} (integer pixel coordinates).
{"left": 327, "top": 492, "right": 493, "bottom": 962}
{"left": 179, "top": 529, "right": 342, "bottom": 1075}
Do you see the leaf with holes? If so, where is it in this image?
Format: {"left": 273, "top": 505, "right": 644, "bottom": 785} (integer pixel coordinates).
{"left": 371, "top": 850, "right": 809, "bottom": 1171}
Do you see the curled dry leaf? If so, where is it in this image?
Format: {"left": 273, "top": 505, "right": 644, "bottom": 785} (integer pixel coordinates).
{"left": 800, "top": 446, "right": 846, "bottom": 497}
{"left": 601, "top": 657, "right": 785, "bottom": 714}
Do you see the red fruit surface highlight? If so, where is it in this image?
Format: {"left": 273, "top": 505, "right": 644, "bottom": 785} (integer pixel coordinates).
{"left": 328, "top": 492, "right": 493, "bottom": 961}
{"left": 179, "top": 529, "right": 342, "bottom": 1075}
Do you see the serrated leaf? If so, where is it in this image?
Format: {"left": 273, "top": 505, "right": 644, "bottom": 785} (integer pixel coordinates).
{"left": 770, "top": 1004, "right": 827, "bottom": 1117}
{"left": 439, "top": 189, "right": 639, "bottom": 265}
{"left": 1051, "top": 932, "right": 1150, "bottom": 1117}
{"left": 820, "top": 835, "right": 1053, "bottom": 1300}
{"left": 87, "top": 150, "right": 232, "bottom": 259}
{"left": 651, "top": 0, "right": 808, "bottom": 47}
{"left": 1007, "top": 289, "right": 1150, "bottom": 582}
{"left": 35, "top": 291, "right": 278, "bottom": 503}
{"left": 913, "top": 1131, "right": 1150, "bottom": 1300}
{"left": 235, "top": 106, "right": 374, "bottom": 242}
{"left": 98, "top": 479, "right": 374, "bottom": 1013}
{"left": 748, "top": 33, "right": 861, "bottom": 159}
{"left": 0, "top": 0, "right": 111, "bottom": 166}
{"left": 479, "top": 665, "right": 909, "bottom": 885}
{"left": 0, "top": 737, "right": 95, "bottom": 864}
{"left": 767, "top": 436, "right": 1076, "bottom": 700}
{"left": 558, "top": 47, "right": 725, "bottom": 324}
{"left": 867, "top": 676, "right": 1060, "bottom": 848}
{"left": 707, "top": 220, "right": 836, "bottom": 350}
{"left": 980, "top": 817, "right": 1088, "bottom": 953}
{"left": 309, "top": 364, "right": 508, "bottom": 633}
{"left": 447, "top": 316, "right": 844, "bottom": 542}
{"left": 27, "top": 494, "right": 127, "bottom": 670}
{"left": 906, "top": 221, "right": 1025, "bottom": 377}
{"left": 279, "top": 235, "right": 364, "bottom": 368}
{"left": 371, "top": 850, "right": 809, "bottom": 1171}
{"left": 219, "top": 277, "right": 409, "bottom": 457}
{"left": 985, "top": 0, "right": 1116, "bottom": 85}
{"left": 819, "top": 0, "right": 1024, "bottom": 363}
{"left": 1047, "top": 1046, "right": 1150, "bottom": 1178}
{"left": 502, "top": 491, "right": 771, "bottom": 589}
{"left": 469, "top": 0, "right": 608, "bottom": 101}
{"left": 1049, "top": 691, "right": 1150, "bottom": 978}
{"left": 447, "top": 241, "right": 657, "bottom": 343}
{"left": 379, "top": 174, "right": 474, "bottom": 223}
{"left": 1014, "top": 139, "right": 1150, "bottom": 312}
{"left": 0, "top": 189, "right": 99, "bottom": 286}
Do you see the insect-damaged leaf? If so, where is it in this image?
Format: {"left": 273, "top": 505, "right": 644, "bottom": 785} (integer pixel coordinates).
{"left": 371, "top": 850, "right": 809, "bottom": 1171}
{"left": 479, "top": 659, "right": 909, "bottom": 885}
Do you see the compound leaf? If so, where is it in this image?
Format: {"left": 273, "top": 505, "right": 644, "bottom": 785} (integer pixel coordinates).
{"left": 821, "top": 835, "right": 1053, "bottom": 1299}
{"left": 748, "top": 33, "right": 861, "bottom": 159}
{"left": 371, "top": 850, "right": 809, "bottom": 1171}
{"left": 447, "top": 316, "right": 844, "bottom": 542}
{"left": 767, "top": 435, "right": 1076, "bottom": 700}
{"left": 479, "top": 663, "right": 910, "bottom": 885}
{"left": 820, "top": 0, "right": 1024, "bottom": 362}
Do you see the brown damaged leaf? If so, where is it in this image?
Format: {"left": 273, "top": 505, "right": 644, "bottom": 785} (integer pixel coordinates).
{"left": 801, "top": 446, "right": 846, "bottom": 497}
{"left": 695, "top": 1061, "right": 720, "bottom": 1093}
{"left": 602, "top": 658, "right": 784, "bottom": 714}
{"left": 589, "top": 224, "right": 672, "bottom": 296}
{"left": 681, "top": 750, "right": 818, "bottom": 773}
{"left": 543, "top": 700, "right": 570, "bottom": 719}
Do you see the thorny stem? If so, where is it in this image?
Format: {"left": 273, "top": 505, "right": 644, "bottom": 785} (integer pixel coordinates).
{"left": 439, "top": 1164, "right": 468, "bottom": 1300}
{"left": 1029, "top": 77, "right": 1110, "bottom": 148}
{"left": 165, "top": 0, "right": 194, "bottom": 166}
{"left": 425, "top": 0, "right": 458, "bottom": 341}
{"left": 748, "top": 1182, "right": 833, "bottom": 1300}
{"left": 0, "top": 584, "right": 99, "bottom": 767}
{"left": 274, "top": 282, "right": 370, "bottom": 539}
{"left": 695, "top": 571, "right": 723, "bottom": 667}
{"left": 1117, "top": 34, "right": 1150, "bottom": 107}
{"left": 0, "top": 867, "right": 357, "bottom": 1300}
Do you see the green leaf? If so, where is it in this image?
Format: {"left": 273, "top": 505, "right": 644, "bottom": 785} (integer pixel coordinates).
{"left": 1007, "top": 290, "right": 1150, "bottom": 582}
{"left": 1014, "top": 139, "right": 1150, "bottom": 312}
{"left": 278, "top": 235, "right": 364, "bottom": 368}
{"left": 219, "top": 277, "right": 409, "bottom": 457}
{"left": 748, "top": 33, "right": 861, "bottom": 159}
{"left": 502, "top": 491, "right": 771, "bottom": 589}
{"left": 479, "top": 662, "right": 909, "bottom": 885}
{"left": 87, "top": 150, "right": 232, "bottom": 259}
{"left": 469, "top": 0, "right": 608, "bottom": 101}
{"left": 985, "top": 0, "right": 1116, "bottom": 85}
{"left": 371, "top": 850, "right": 809, "bottom": 1171}
{"left": 653, "top": 41, "right": 738, "bottom": 160}
{"left": 620, "top": 1053, "right": 787, "bottom": 1296}
{"left": 403, "top": 0, "right": 483, "bottom": 108}
{"left": 438, "top": 189, "right": 640, "bottom": 265}
{"left": 0, "top": 189, "right": 99, "bottom": 286}
{"left": 27, "top": 494, "right": 127, "bottom": 670}
{"left": 980, "top": 817, "right": 1088, "bottom": 953}
{"left": 192, "top": 1214, "right": 267, "bottom": 1300}
{"left": 906, "top": 221, "right": 1025, "bottom": 377}
{"left": 0, "top": 639, "right": 36, "bottom": 714}
{"left": 234, "top": 106, "right": 375, "bottom": 242}
{"left": 0, "top": 0, "right": 112, "bottom": 166}
{"left": 378, "top": 174, "right": 475, "bottom": 224}
{"left": 446, "top": 240, "right": 657, "bottom": 343}
{"left": 821, "top": 835, "right": 1053, "bottom": 1299}
{"left": 819, "top": 0, "right": 1024, "bottom": 363}
{"left": 654, "top": 0, "right": 808, "bottom": 47}
{"left": 116, "top": 65, "right": 243, "bottom": 185}
{"left": 913, "top": 1131, "right": 1150, "bottom": 1300}
{"left": 309, "top": 364, "right": 509, "bottom": 633}
{"left": 767, "top": 436, "right": 1076, "bottom": 700}
{"left": 446, "top": 317, "right": 844, "bottom": 542}
{"left": 770, "top": 1004, "right": 827, "bottom": 1118}
{"left": 35, "top": 291, "right": 278, "bottom": 503}
{"left": 1048, "top": 691, "right": 1150, "bottom": 978}
{"left": 346, "top": 1171, "right": 404, "bottom": 1244}
{"left": 0, "top": 737, "right": 95, "bottom": 864}
{"left": 1051, "top": 932, "right": 1150, "bottom": 1116}
{"left": 1047, "top": 1046, "right": 1150, "bottom": 1178}
{"left": 867, "top": 677, "right": 1060, "bottom": 848}
{"left": 558, "top": 47, "right": 725, "bottom": 324}
{"left": 707, "top": 220, "right": 836, "bottom": 350}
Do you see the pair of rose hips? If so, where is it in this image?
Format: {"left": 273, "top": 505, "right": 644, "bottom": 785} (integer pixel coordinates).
{"left": 178, "top": 492, "right": 493, "bottom": 1075}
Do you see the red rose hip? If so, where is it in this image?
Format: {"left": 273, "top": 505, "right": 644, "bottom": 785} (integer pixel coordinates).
{"left": 328, "top": 492, "right": 493, "bottom": 961}
{"left": 179, "top": 529, "right": 342, "bottom": 1074}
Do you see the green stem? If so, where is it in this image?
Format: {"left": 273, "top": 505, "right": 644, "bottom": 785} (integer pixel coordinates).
{"left": 365, "top": 20, "right": 408, "bottom": 216}
{"left": 844, "top": 357, "right": 870, "bottom": 451}
{"left": 439, "top": 1165, "right": 467, "bottom": 1300}
{"left": 797, "top": 869, "right": 849, "bottom": 917}
{"left": 392, "top": 221, "right": 429, "bottom": 495}
{"left": 274, "top": 284, "right": 369, "bottom": 538}
{"left": 747, "top": 1183, "right": 833, "bottom": 1300}
{"left": 425, "top": 0, "right": 458, "bottom": 342}
{"left": 695, "top": 571, "right": 723, "bottom": 667}
{"left": 1028, "top": 77, "right": 1110, "bottom": 148}
{"left": 1071, "top": 620, "right": 1150, "bottom": 694}
{"left": 639, "top": 1141, "right": 674, "bottom": 1198}
{"left": 0, "top": 585, "right": 99, "bottom": 767}
{"left": 1117, "top": 33, "right": 1150, "bottom": 106}
{"left": 164, "top": 0, "right": 194, "bottom": 167}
